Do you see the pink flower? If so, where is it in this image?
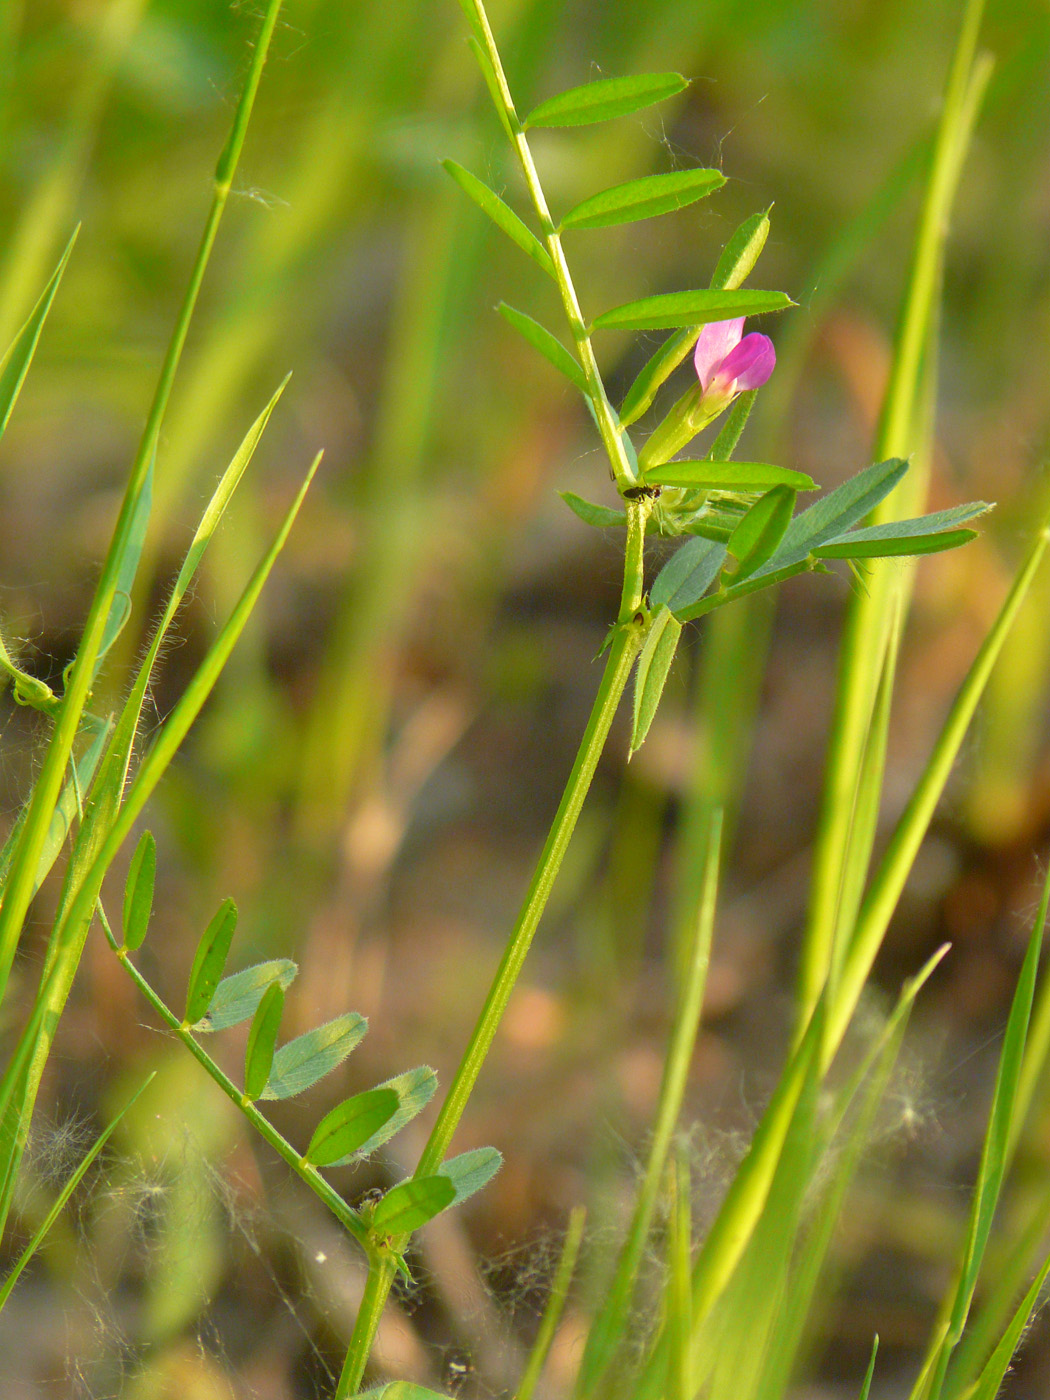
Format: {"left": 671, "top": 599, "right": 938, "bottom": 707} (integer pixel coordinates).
{"left": 693, "top": 318, "right": 775, "bottom": 406}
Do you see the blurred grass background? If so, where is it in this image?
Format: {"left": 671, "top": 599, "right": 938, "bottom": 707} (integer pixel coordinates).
{"left": 1, "top": 0, "right": 1049, "bottom": 1394}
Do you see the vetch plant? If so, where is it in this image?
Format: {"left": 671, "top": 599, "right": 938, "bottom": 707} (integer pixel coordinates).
{"left": 2, "top": 0, "right": 1050, "bottom": 1396}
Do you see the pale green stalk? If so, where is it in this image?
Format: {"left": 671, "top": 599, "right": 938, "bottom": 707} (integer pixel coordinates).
{"left": 825, "top": 520, "right": 1050, "bottom": 1063}
{"left": 575, "top": 811, "right": 722, "bottom": 1397}
{"left": 416, "top": 613, "right": 644, "bottom": 1182}
{"left": 0, "top": 0, "right": 285, "bottom": 1006}
{"left": 458, "top": 0, "right": 637, "bottom": 494}
{"left": 339, "top": 548, "right": 647, "bottom": 1384}
{"left": 797, "top": 0, "right": 991, "bottom": 1023}
{"left": 516, "top": 1206, "right": 587, "bottom": 1400}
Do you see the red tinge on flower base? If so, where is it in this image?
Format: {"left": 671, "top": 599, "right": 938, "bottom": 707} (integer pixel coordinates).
{"left": 693, "top": 317, "right": 776, "bottom": 403}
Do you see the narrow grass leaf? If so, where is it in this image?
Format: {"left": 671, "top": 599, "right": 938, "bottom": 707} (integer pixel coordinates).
{"left": 651, "top": 537, "right": 727, "bottom": 615}
{"left": 727, "top": 486, "right": 796, "bottom": 580}
{"left": 305, "top": 1087, "right": 401, "bottom": 1168}
{"left": 436, "top": 1145, "right": 502, "bottom": 1205}
{"left": 631, "top": 605, "right": 682, "bottom": 754}
{"left": 925, "top": 907, "right": 1046, "bottom": 1399}
{"left": 372, "top": 1176, "right": 456, "bottom": 1234}
{"left": 194, "top": 958, "right": 298, "bottom": 1033}
{"left": 560, "top": 170, "right": 724, "bottom": 231}
{"left": 0, "top": 1071, "right": 154, "bottom": 1312}
{"left": 171, "top": 378, "right": 291, "bottom": 605}
{"left": 859, "top": 1338, "right": 879, "bottom": 1400}
{"left": 121, "top": 830, "right": 156, "bottom": 952}
{"left": 498, "top": 303, "right": 587, "bottom": 392}
{"left": 966, "top": 1248, "right": 1050, "bottom": 1400}
{"left": 644, "top": 461, "right": 815, "bottom": 492}
{"left": 184, "top": 897, "right": 239, "bottom": 1025}
{"left": 95, "top": 448, "right": 153, "bottom": 673}
{"left": 593, "top": 289, "right": 791, "bottom": 333}
{"left": 667, "top": 1151, "right": 694, "bottom": 1400}
{"left": 0, "top": 228, "right": 77, "bottom": 444}
{"left": 577, "top": 813, "right": 722, "bottom": 1396}
{"left": 516, "top": 1206, "right": 586, "bottom": 1400}
{"left": 261, "top": 1012, "right": 368, "bottom": 1100}
{"left": 827, "top": 519, "right": 1050, "bottom": 1063}
{"left": 710, "top": 209, "right": 772, "bottom": 291}
{"left": 336, "top": 1065, "right": 439, "bottom": 1165}
{"left": 30, "top": 718, "right": 111, "bottom": 897}
{"left": 243, "top": 981, "right": 284, "bottom": 1101}
{"left": 442, "top": 160, "right": 554, "bottom": 277}
{"left": 560, "top": 491, "right": 626, "bottom": 529}
{"left": 690, "top": 1001, "right": 824, "bottom": 1327}
{"left": 525, "top": 73, "right": 688, "bottom": 128}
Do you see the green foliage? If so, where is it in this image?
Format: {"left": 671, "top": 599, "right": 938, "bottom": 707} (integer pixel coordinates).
{"left": 436, "top": 1145, "right": 503, "bottom": 1205}
{"left": 643, "top": 461, "right": 815, "bottom": 492}
{"left": 592, "top": 288, "right": 793, "bottom": 333}
{"left": 193, "top": 958, "right": 298, "bottom": 1033}
{"left": 0, "top": 229, "right": 77, "bottom": 445}
{"left": 305, "top": 1088, "right": 402, "bottom": 1168}
{"left": 524, "top": 72, "right": 689, "bottom": 128}
{"left": 560, "top": 491, "right": 627, "bottom": 529}
{"left": 725, "top": 485, "right": 796, "bottom": 580}
{"left": 442, "top": 161, "right": 554, "bottom": 277}
{"left": 559, "top": 169, "right": 725, "bottom": 231}
{"left": 243, "top": 982, "right": 284, "bottom": 1101}
{"left": 651, "top": 537, "right": 727, "bottom": 614}
{"left": 631, "top": 605, "right": 683, "bottom": 753}
{"left": 184, "top": 898, "right": 240, "bottom": 1026}
{"left": 261, "top": 1012, "right": 368, "bottom": 1100}
{"left": 121, "top": 830, "right": 156, "bottom": 952}
{"left": 497, "top": 303, "right": 587, "bottom": 392}
{"left": 371, "top": 1176, "right": 456, "bottom": 1234}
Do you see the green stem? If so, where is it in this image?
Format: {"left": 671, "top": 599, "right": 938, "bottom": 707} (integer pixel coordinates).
{"left": 335, "top": 1251, "right": 399, "bottom": 1398}
{"left": 619, "top": 497, "right": 651, "bottom": 620}
{"left": 417, "top": 618, "right": 643, "bottom": 1179}
{"left": 97, "top": 908, "right": 370, "bottom": 1249}
{"left": 464, "top": 0, "right": 637, "bottom": 495}
{"left": 0, "top": 0, "right": 285, "bottom": 1003}
{"left": 332, "top": 617, "right": 644, "bottom": 1384}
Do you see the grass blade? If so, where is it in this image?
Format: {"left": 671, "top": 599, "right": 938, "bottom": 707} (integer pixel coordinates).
{"left": 0, "top": 228, "right": 78, "bottom": 445}
{"left": 0, "top": 1072, "right": 155, "bottom": 1313}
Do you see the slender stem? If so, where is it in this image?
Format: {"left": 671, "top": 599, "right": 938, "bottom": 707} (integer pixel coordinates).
{"left": 619, "top": 497, "right": 651, "bottom": 620}
{"left": 335, "top": 619, "right": 643, "bottom": 1383}
{"left": 464, "top": 0, "right": 637, "bottom": 494}
{"left": 417, "top": 618, "right": 643, "bottom": 1179}
{"left": 335, "top": 1250, "right": 398, "bottom": 1399}
{"left": 0, "top": 0, "right": 285, "bottom": 1002}
{"left": 98, "top": 909, "right": 370, "bottom": 1248}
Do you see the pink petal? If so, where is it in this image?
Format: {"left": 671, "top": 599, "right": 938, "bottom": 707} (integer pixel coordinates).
{"left": 693, "top": 318, "right": 745, "bottom": 391}
{"left": 709, "top": 332, "right": 775, "bottom": 394}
